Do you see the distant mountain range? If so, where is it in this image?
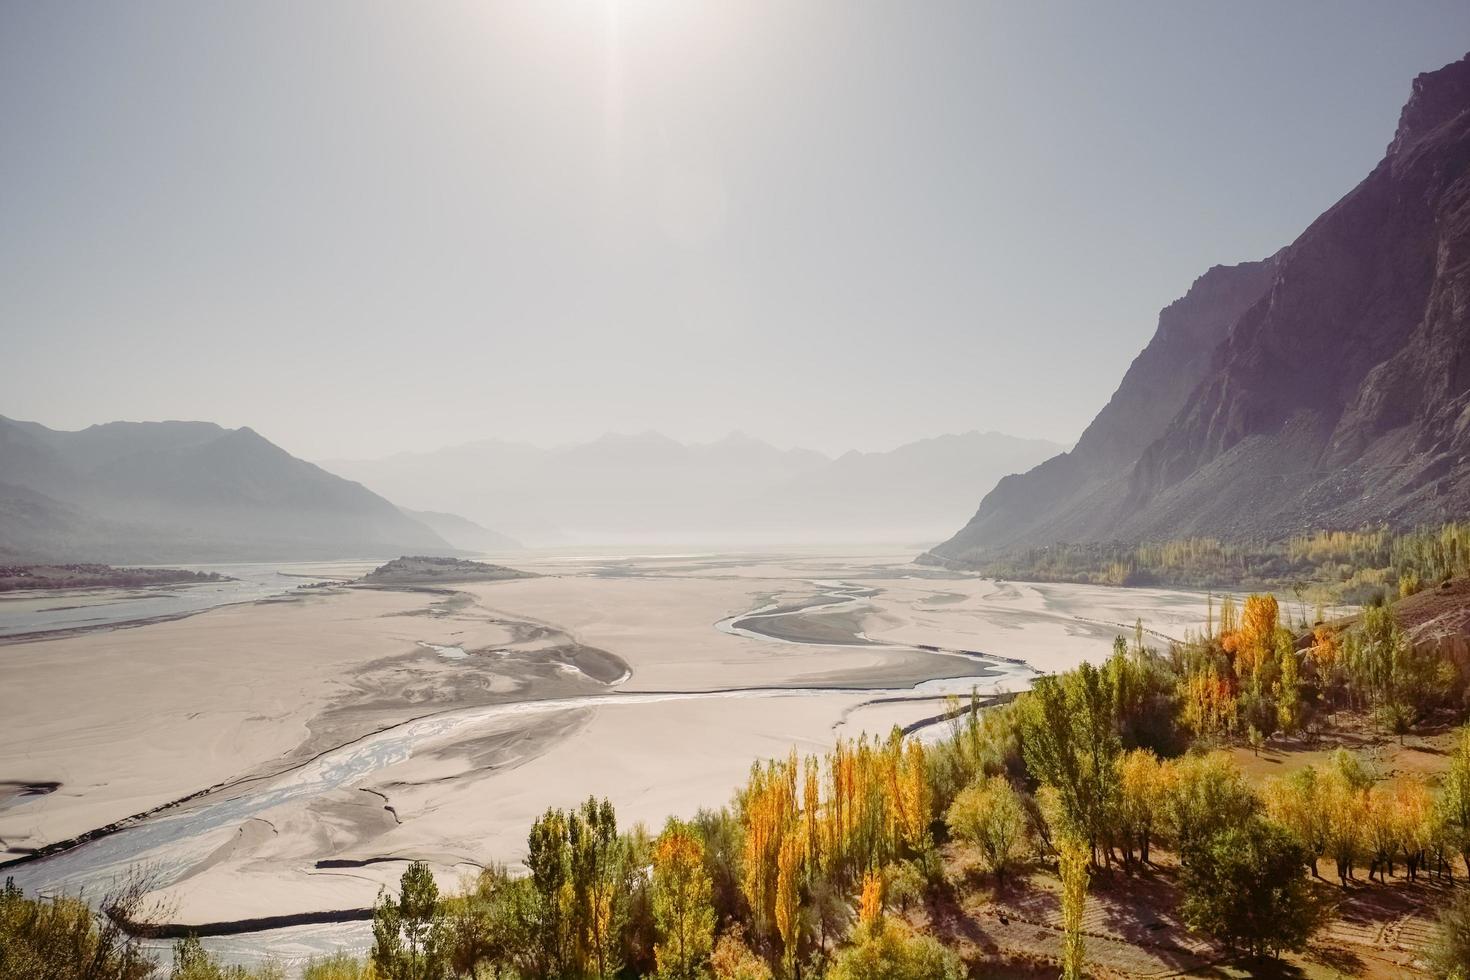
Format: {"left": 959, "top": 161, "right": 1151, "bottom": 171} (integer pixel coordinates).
{"left": 0, "top": 417, "right": 455, "bottom": 563}
{"left": 930, "top": 52, "right": 1470, "bottom": 566}
{"left": 323, "top": 429, "right": 1063, "bottom": 546}
{"left": 0, "top": 415, "right": 1056, "bottom": 561}
{"left": 403, "top": 510, "right": 521, "bottom": 553}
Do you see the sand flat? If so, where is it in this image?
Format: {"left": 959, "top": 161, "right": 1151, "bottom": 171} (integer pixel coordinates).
{"left": 0, "top": 586, "right": 516, "bottom": 857}
{"left": 2, "top": 548, "right": 1220, "bottom": 936}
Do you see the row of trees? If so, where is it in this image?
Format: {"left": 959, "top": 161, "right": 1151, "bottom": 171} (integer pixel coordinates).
{"left": 1262, "top": 743, "right": 1470, "bottom": 885}
{"left": 979, "top": 521, "right": 1470, "bottom": 602}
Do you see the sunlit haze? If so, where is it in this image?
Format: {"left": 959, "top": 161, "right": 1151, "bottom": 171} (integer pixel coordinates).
{"left": 4, "top": 2, "right": 1469, "bottom": 459}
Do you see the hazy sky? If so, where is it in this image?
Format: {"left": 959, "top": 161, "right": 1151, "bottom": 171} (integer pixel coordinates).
{"left": 4, "top": 3, "right": 1469, "bottom": 460}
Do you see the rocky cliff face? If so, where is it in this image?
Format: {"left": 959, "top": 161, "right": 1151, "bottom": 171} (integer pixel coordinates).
{"left": 934, "top": 256, "right": 1282, "bottom": 557}
{"left": 933, "top": 52, "right": 1470, "bottom": 564}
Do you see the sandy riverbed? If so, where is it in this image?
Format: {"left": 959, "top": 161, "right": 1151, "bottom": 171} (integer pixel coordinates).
{"left": 0, "top": 548, "right": 1216, "bottom": 952}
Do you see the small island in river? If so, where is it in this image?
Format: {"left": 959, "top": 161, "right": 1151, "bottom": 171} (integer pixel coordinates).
{"left": 359, "top": 555, "right": 539, "bottom": 585}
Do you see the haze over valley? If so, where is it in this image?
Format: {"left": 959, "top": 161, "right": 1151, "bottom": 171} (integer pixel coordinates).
{"left": 5, "top": 7, "right": 1470, "bottom": 980}
{"left": 322, "top": 429, "right": 1064, "bottom": 547}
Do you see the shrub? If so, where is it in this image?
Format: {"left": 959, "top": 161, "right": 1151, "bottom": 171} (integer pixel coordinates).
{"left": 0, "top": 875, "right": 157, "bottom": 980}
{"left": 1180, "top": 819, "right": 1325, "bottom": 959}
{"left": 302, "top": 951, "right": 378, "bottom": 979}
{"left": 826, "top": 920, "right": 964, "bottom": 980}
{"left": 709, "top": 926, "right": 773, "bottom": 980}
{"left": 171, "top": 936, "right": 285, "bottom": 979}
{"left": 945, "top": 775, "right": 1029, "bottom": 883}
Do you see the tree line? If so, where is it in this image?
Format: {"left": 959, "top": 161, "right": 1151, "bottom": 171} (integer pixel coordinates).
{"left": 976, "top": 520, "right": 1470, "bottom": 603}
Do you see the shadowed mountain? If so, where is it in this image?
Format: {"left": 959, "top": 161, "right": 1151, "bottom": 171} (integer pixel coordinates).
{"left": 0, "top": 417, "right": 453, "bottom": 563}
{"left": 931, "top": 51, "right": 1470, "bottom": 565}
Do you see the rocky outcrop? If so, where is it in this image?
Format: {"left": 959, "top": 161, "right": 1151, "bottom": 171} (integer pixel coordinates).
{"left": 359, "top": 555, "right": 537, "bottom": 585}
{"left": 932, "top": 52, "right": 1470, "bottom": 564}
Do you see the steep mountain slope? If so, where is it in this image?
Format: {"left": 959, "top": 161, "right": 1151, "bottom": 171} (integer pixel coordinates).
{"left": 0, "top": 482, "right": 124, "bottom": 562}
{"left": 933, "top": 256, "right": 1281, "bottom": 557}
{"left": 0, "top": 417, "right": 452, "bottom": 562}
{"left": 932, "top": 52, "right": 1470, "bottom": 565}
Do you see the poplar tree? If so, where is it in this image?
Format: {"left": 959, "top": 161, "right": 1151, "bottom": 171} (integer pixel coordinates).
{"left": 1058, "top": 837, "right": 1090, "bottom": 980}
{"left": 652, "top": 819, "right": 716, "bottom": 980}
{"left": 371, "top": 861, "right": 448, "bottom": 980}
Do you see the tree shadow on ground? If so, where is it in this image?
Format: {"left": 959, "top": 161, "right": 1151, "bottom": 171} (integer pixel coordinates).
{"left": 1304, "top": 941, "right": 1365, "bottom": 976}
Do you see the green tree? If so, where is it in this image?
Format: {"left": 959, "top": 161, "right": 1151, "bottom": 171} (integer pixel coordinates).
{"left": 1179, "top": 819, "right": 1324, "bottom": 960}
{"left": 526, "top": 807, "right": 576, "bottom": 978}
{"left": 447, "top": 864, "right": 532, "bottom": 979}
{"left": 1019, "top": 664, "right": 1121, "bottom": 866}
{"left": 1275, "top": 633, "right": 1303, "bottom": 738}
{"left": 944, "top": 775, "right": 1029, "bottom": 884}
{"left": 1344, "top": 604, "right": 1443, "bottom": 733}
{"left": 570, "top": 797, "right": 626, "bottom": 979}
{"left": 372, "top": 862, "right": 448, "bottom": 980}
{"left": 1161, "top": 752, "right": 1258, "bottom": 863}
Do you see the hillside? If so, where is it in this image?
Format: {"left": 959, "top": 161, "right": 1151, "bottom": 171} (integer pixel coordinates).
{"left": 0, "top": 417, "right": 453, "bottom": 563}
{"left": 932, "top": 51, "right": 1470, "bottom": 567}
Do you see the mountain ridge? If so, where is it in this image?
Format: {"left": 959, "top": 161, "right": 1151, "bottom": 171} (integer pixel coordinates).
{"left": 0, "top": 416, "right": 455, "bottom": 563}
{"left": 930, "top": 51, "right": 1470, "bottom": 567}
{"left": 324, "top": 429, "right": 1063, "bottom": 546}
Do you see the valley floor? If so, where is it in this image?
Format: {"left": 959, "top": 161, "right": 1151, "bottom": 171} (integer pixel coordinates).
{"left": 0, "top": 547, "right": 1238, "bottom": 968}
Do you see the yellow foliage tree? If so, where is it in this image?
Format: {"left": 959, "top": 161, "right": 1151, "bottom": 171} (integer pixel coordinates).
{"left": 774, "top": 832, "right": 804, "bottom": 974}
{"left": 857, "top": 871, "right": 883, "bottom": 929}
{"left": 652, "top": 819, "right": 716, "bottom": 980}
{"left": 895, "top": 738, "right": 932, "bottom": 853}
{"left": 1237, "top": 594, "right": 1279, "bottom": 679}
{"left": 1391, "top": 777, "right": 1434, "bottom": 881}
{"left": 1059, "top": 835, "right": 1090, "bottom": 980}
{"left": 739, "top": 754, "right": 799, "bottom": 936}
{"left": 1181, "top": 669, "right": 1238, "bottom": 739}
{"left": 1117, "top": 748, "right": 1165, "bottom": 867}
